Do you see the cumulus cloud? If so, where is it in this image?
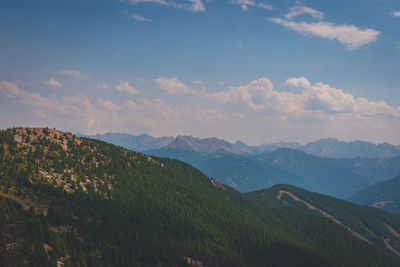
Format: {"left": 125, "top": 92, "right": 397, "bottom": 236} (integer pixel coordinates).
{"left": 0, "top": 81, "right": 230, "bottom": 136}
{"left": 284, "top": 77, "right": 311, "bottom": 89}
{"left": 98, "top": 99, "right": 121, "bottom": 111}
{"left": 0, "top": 81, "right": 20, "bottom": 98}
{"left": 2, "top": 79, "right": 400, "bottom": 144}
{"left": 285, "top": 4, "right": 324, "bottom": 20}
{"left": 154, "top": 76, "right": 400, "bottom": 121}
{"left": 58, "top": 69, "right": 86, "bottom": 78}
{"left": 122, "top": 100, "right": 138, "bottom": 110}
{"left": 268, "top": 18, "right": 380, "bottom": 50}
{"left": 155, "top": 77, "right": 195, "bottom": 95}
{"left": 391, "top": 11, "right": 400, "bottom": 17}
{"left": 0, "top": 81, "right": 93, "bottom": 122}
{"left": 115, "top": 81, "right": 139, "bottom": 94}
{"left": 43, "top": 79, "right": 62, "bottom": 87}
{"left": 131, "top": 14, "right": 153, "bottom": 22}
{"left": 128, "top": 0, "right": 205, "bottom": 12}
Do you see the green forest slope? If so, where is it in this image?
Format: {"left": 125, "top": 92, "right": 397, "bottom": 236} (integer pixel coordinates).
{"left": 0, "top": 127, "right": 399, "bottom": 267}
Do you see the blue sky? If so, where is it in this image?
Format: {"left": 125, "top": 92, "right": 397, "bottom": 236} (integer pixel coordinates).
{"left": 1, "top": 0, "right": 400, "bottom": 145}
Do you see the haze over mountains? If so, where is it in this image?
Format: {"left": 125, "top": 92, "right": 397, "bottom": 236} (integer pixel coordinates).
{"left": 350, "top": 175, "right": 400, "bottom": 213}
{"left": 81, "top": 132, "right": 174, "bottom": 152}
{"left": 89, "top": 132, "right": 400, "bottom": 158}
{"left": 88, "top": 132, "right": 400, "bottom": 199}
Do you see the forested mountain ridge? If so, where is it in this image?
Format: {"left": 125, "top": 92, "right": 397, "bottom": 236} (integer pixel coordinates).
{"left": 254, "top": 148, "right": 368, "bottom": 198}
{"left": 90, "top": 133, "right": 400, "bottom": 198}
{"left": 246, "top": 184, "right": 400, "bottom": 257}
{"left": 349, "top": 175, "right": 400, "bottom": 213}
{"left": 1, "top": 127, "right": 400, "bottom": 266}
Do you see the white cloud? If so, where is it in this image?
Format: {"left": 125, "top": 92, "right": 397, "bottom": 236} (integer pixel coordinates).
{"left": 98, "top": 99, "right": 121, "bottom": 111}
{"left": 122, "top": 100, "right": 138, "bottom": 110}
{"left": 155, "top": 77, "right": 195, "bottom": 95}
{"left": 268, "top": 18, "right": 380, "bottom": 50}
{"left": 187, "top": 0, "right": 206, "bottom": 12}
{"left": 195, "top": 108, "right": 230, "bottom": 122}
{"left": 128, "top": 0, "right": 205, "bottom": 12}
{"left": 43, "top": 78, "right": 62, "bottom": 87}
{"left": 258, "top": 2, "right": 273, "bottom": 10}
{"left": 115, "top": 81, "right": 139, "bottom": 94}
{"left": 58, "top": 69, "right": 86, "bottom": 78}
{"left": 2, "top": 79, "right": 400, "bottom": 144}
{"left": 0, "top": 81, "right": 93, "bottom": 121}
{"left": 391, "top": 11, "right": 400, "bottom": 17}
{"left": 132, "top": 14, "right": 153, "bottom": 22}
{"left": 193, "top": 80, "right": 204, "bottom": 85}
{"left": 230, "top": 0, "right": 273, "bottom": 11}
{"left": 0, "top": 81, "right": 20, "bottom": 98}
{"left": 153, "top": 76, "right": 400, "bottom": 121}
{"left": 205, "top": 78, "right": 275, "bottom": 110}
{"left": 231, "top": 0, "right": 255, "bottom": 11}
{"left": 285, "top": 4, "right": 324, "bottom": 20}
{"left": 284, "top": 77, "right": 311, "bottom": 89}
{"left": 218, "top": 81, "right": 225, "bottom": 85}
{"left": 129, "top": 0, "right": 169, "bottom": 6}
{"left": 97, "top": 83, "right": 109, "bottom": 89}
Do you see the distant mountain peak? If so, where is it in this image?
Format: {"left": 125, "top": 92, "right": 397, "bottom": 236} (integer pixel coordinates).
{"left": 166, "top": 135, "right": 244, "bottom": 155}
{"left": 84, "top": 132, "right": 174, "bottom": 152}
{"left": 302, "top": 138, "right": 400, "bottom": 159}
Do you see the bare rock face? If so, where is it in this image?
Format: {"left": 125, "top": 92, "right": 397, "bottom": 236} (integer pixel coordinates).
{"left": 210, "top": 178, "right": 226, "bottom": 191}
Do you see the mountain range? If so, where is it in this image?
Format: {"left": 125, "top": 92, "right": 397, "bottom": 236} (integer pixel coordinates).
{"left": 349, "top": 175, "right": 400, "bottom": 213}
{"left": 88, "top": 132, "right": 400, "bottom": 158}
{"left": 2, "top": 127, "right": 400, "bottom": 266}
{"left": 82, "top": 132, "right": 174, "bottom": 152}
{"left": 87, "top": 133, "right": 400, "bottom": 199}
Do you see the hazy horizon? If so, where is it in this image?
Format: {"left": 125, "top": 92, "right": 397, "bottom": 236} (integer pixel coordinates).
{"left": 1, "top": 0, "right": 400, "bottom": 145}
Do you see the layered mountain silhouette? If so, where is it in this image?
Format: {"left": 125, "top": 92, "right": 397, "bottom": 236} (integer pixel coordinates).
{"left": 88, "top": 132, "right": 400, "bottom": 158}
{"left": 84, "top": 132, "right": 174, "bottom": 152}
{"left": 1, "top": 127, "right": 400, "bottom": 266}
{"left": 349, "top": 175, "right": 400, "bottom": 213}
{"left": 87, "top": 133, "right": 400, "bottom": 199}
{"left": 166, "top": 135, "right": 244, "bottom": 155}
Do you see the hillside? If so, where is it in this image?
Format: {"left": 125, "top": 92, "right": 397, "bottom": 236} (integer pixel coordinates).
{"left": 91, "top": 133, "right": 400, "bottom": 198}
{"left": 147, "top": 148, "right": 303, "bottom": 192}
{"left": 149, "top": 146, "right": 398, "bottom": 198}
{"left": 349, "top": 175, "right": 400, "bottom": 213}
{"left": 1, "top": 127, "right": 400, "bottom": 266}
{"left": 245, "top": 184, "right": 400, "bottom": 257}
{"left": 254, "top": 148, "right": 367, "bottom": 198}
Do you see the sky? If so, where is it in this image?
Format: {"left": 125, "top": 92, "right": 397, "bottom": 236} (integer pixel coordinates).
{"left": 0, "top": 0, "right": 400, "bottom": 145}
